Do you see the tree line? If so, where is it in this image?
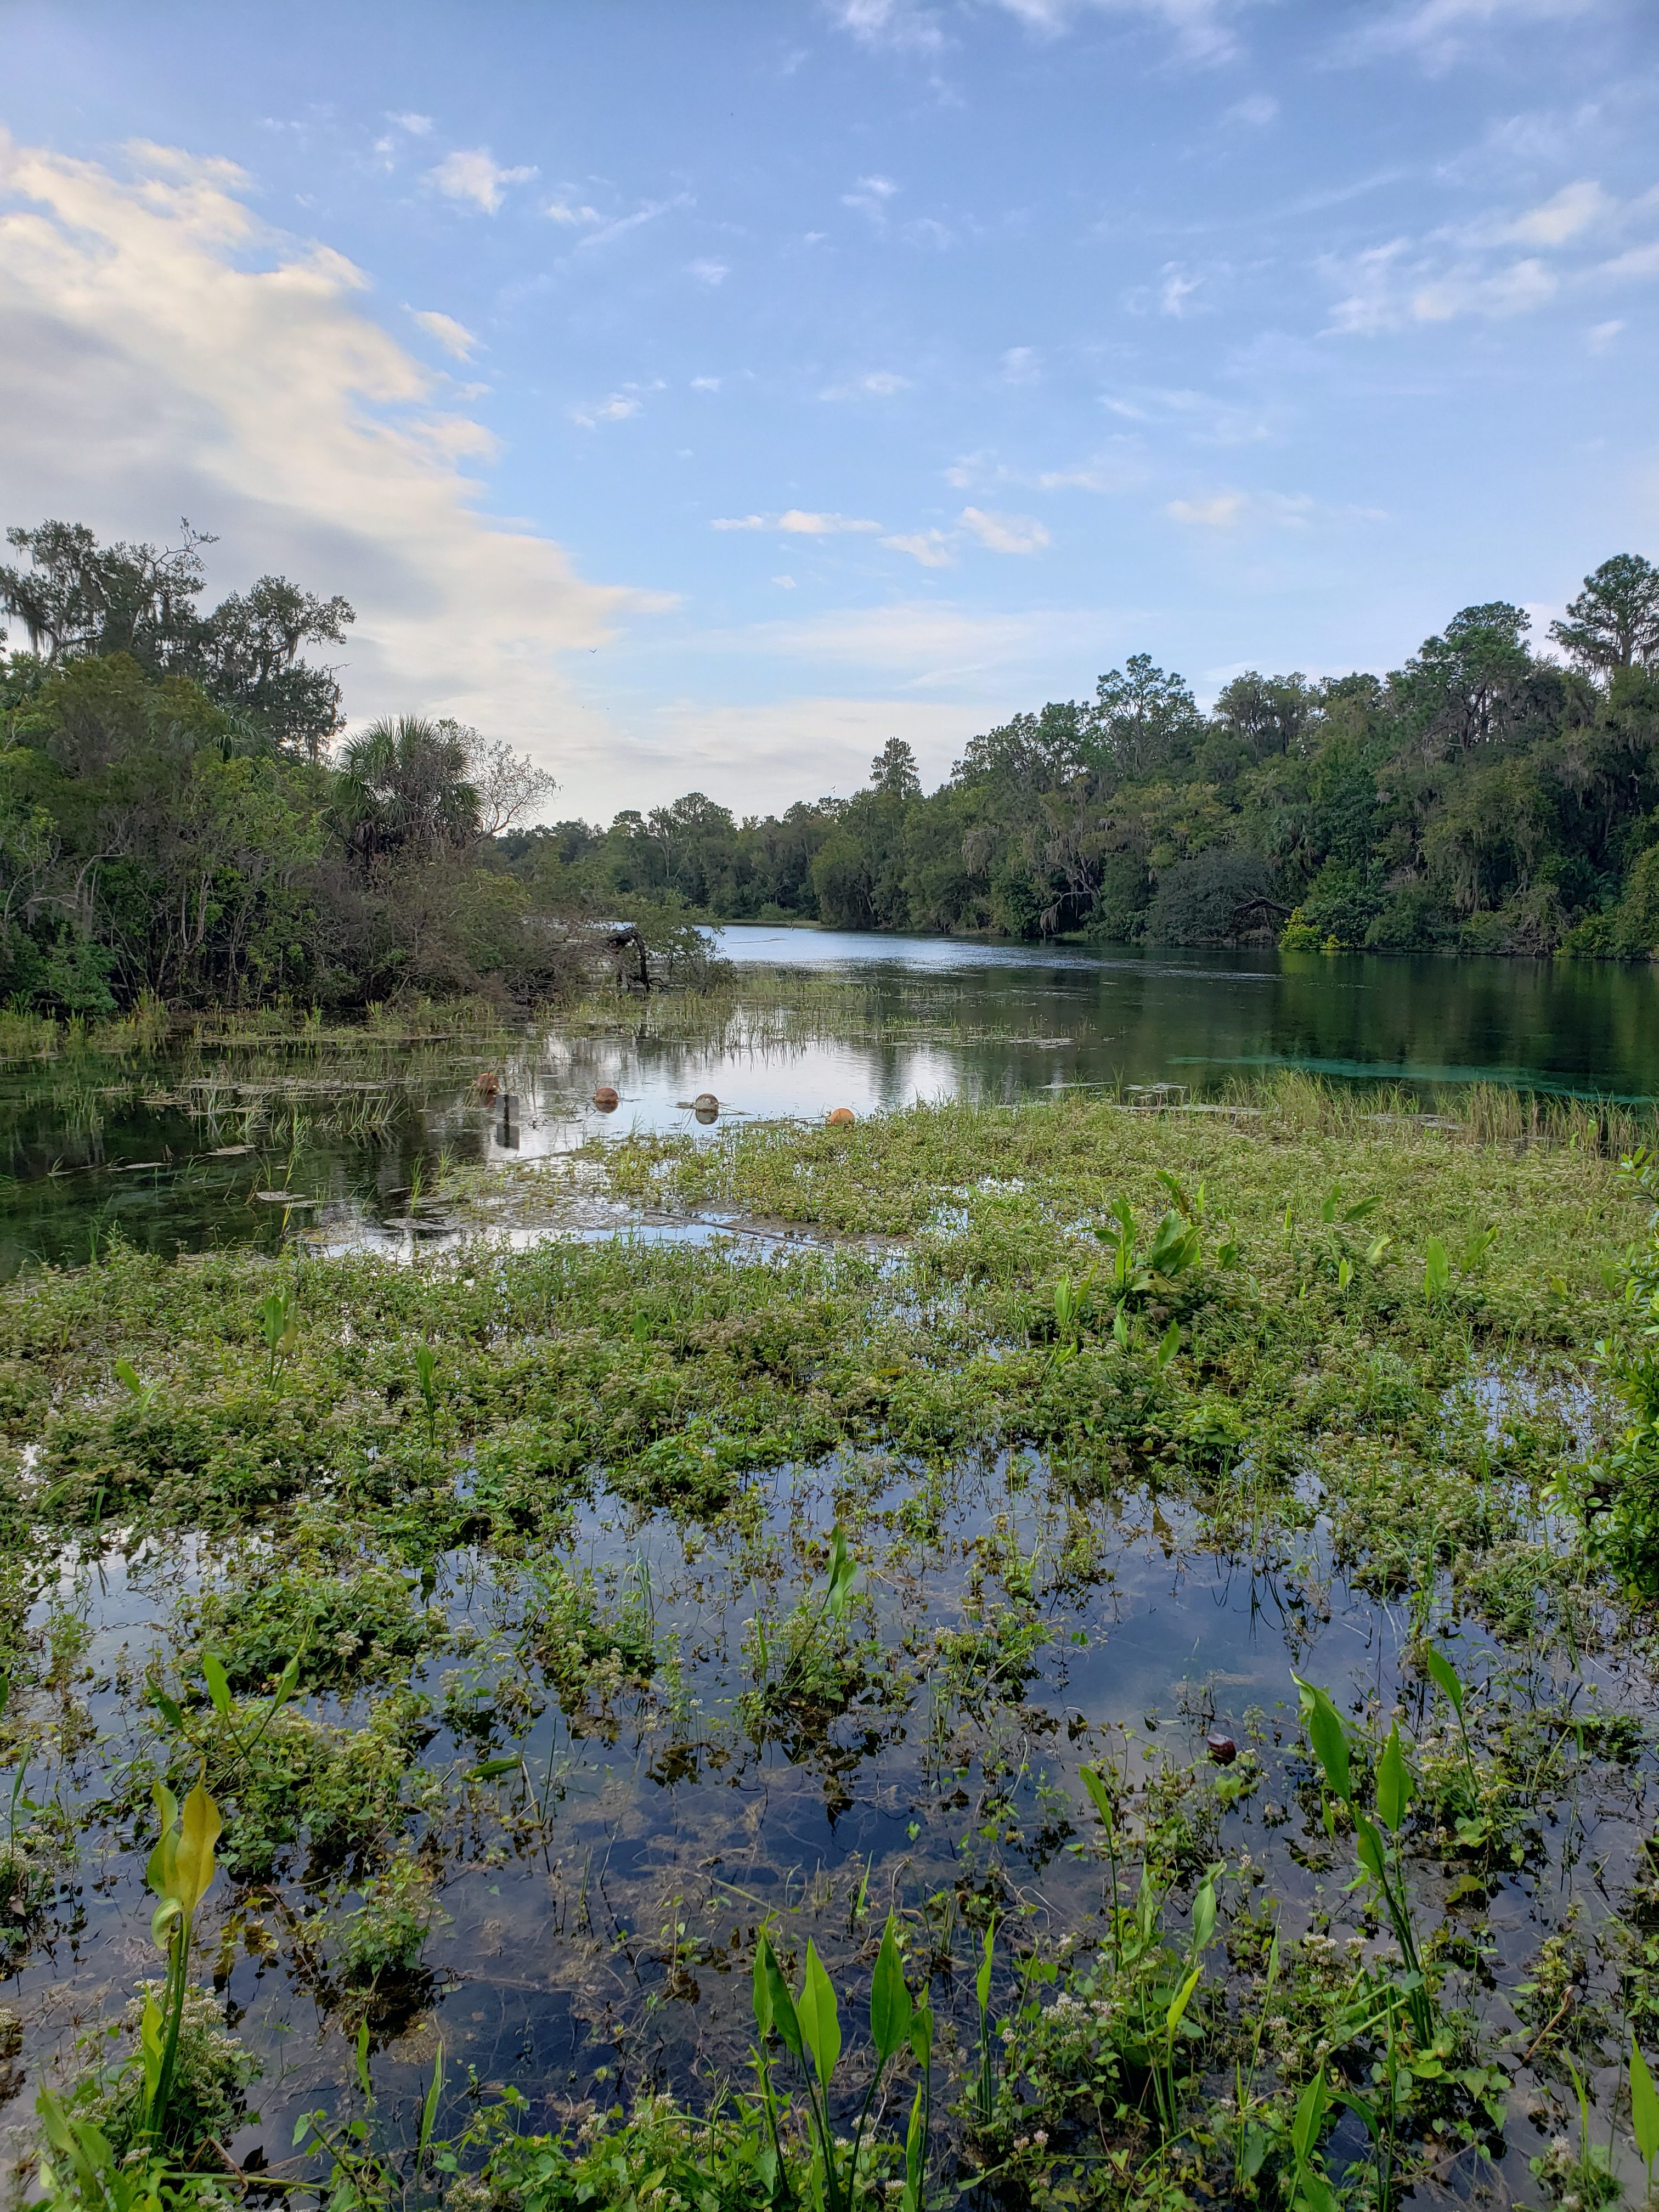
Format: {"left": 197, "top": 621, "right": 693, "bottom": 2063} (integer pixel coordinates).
{"left": 3, "top": 521, "right": 1656, "bottom": 1014}
{"left": 0, "top": 520, "right": 642, "bottom": 1012}
{"left": 517, "top": 553, "right": 1659, "bottom": 962}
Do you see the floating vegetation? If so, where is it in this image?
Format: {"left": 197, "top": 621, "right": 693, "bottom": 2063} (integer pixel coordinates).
{"left": 4, "top": 973, "right": 1659, "bottom": 2209}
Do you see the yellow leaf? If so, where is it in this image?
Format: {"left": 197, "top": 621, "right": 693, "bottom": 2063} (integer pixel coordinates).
{"left": 173, "top": 1779, "right": 222, "bottom": 1918}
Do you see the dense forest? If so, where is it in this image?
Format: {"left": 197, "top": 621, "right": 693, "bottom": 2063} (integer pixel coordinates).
{"left": 0, "top": 520, "right": 673, "bottom": 1012}
{"left": 2, "top": 520, "right": 1657, "bottom": 1013}
{"left": 518, "top": 552, "right": 1659, "bottom": 962}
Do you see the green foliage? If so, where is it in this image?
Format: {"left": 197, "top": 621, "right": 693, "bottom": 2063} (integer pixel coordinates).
{"left": 336, "top": 1849, "right": 443, "bottom": 1982}
{"left": 751, "top": 1911, "right": 932, "bottom": 2212}
{"left": 510, "top": 563, "right": 1657, "bottom": 960}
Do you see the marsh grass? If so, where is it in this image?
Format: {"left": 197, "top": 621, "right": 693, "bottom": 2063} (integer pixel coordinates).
{"left": 9, "top": 1039, "right": 1659, "bottom": 2211}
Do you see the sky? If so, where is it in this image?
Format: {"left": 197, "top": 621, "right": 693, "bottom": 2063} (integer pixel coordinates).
{"left": 1, "top": 0, "right": 1656, "bottom": 822}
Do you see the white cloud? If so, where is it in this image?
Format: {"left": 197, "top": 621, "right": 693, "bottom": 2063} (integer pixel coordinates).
{"left": 1343, "top": 0, "right": 1594, "bottom": 74}
{"left": 387, "top": 112, "right": 433, "bottom": 136}
{"left": 1412, "top": 255, "right": 1556, "bottom": 319}
{"left": 1000, "top": 345, "right": 1041, "bottom": 383}
{"left": 546, "top": 199, "right": 602, "bottom": 225}
{"left": 1224, "top": 93, "right": 1278, "bottom": 126}
{"left": 625, "top": 695, "right": 972, "bottom": 812}
{"left": 686, "top": 258, "right": 730, "bottom": 284}
{"left": 1159, "top": 264, "right": 1203, "bottom": 316}
{"left": 1321, "top": 234, "right": 1575, "bottom": 331}
{"left": 408, "top": 307, "right": 477, "bottom": 360}
{"left": 825, "top": 1, "right": 947, "bottom": 58}
{"left": 1505, "top": 178, "right": 1611, "bottom": 245}
{"left": 772, "top": 574, "right": 797, "bottom": 589}
{"left": 1166, "top": 489, "right": 1335, "bottom": 530}
{"left": 1037, "top": 450, "right": 1148, "bottom": 493}
{"left": 843, "top": 173, "right": 901, "bottom": 226}
{"left": 706, "top": 600, "right": 1098, "bottom": 685}
{"left": 882, "top": 530, "right": 956, "bottom": 566}
{"left": 1167, "top": 492, "right": 1247, "bottom": 528}
{"left": 430, "top": 148, "right": 537, "bottom": 214}
{"left": 1587, "top": 319, "right": 1623, "bottom": 349}
{"left": 0, "top": 131, "right": 662, "bottom": 803}
{"left": 712, "top": 510, "right": 883, "bottom": 535}
{"left": 690, "top": 374, "right": 723, "bottom": 391}
{"left": 1597, "top": 241, "right": 1659, "bottom": 283}
{"left": 571, "top": 393, "right": 643, "bottom": 427}
{"left": 986, "top": 0, "right": 1242, "bottom": 64}
{"left": 958, "top": 505, "right": 1051, "bottom": 554}
{"left": 573, "top": 196, "right": 691, "bottom": 253}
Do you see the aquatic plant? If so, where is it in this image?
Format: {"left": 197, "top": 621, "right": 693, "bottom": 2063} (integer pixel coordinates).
{"left": 751, "top": 1911, "right": 933, "bottom": 2212}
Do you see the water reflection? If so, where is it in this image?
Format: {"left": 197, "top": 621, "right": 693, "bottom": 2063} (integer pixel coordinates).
{"left": 1, "top": 930, "right": 1655, "bottom": 1278}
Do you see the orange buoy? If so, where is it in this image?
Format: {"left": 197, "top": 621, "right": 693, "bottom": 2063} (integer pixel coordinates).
{"left": 592, "top": 1086, "right": 620, "bottom": 1110}
{"left": 827, "top": 1107, "right": 856, "bottom": 1126}
{"left": 473, "top": 1070, "right": 500, "bottom": 1101}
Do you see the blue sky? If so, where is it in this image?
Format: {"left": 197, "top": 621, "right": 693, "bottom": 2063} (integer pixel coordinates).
{"left": 1, "top": 0, "right": 1656, "bottom": 818}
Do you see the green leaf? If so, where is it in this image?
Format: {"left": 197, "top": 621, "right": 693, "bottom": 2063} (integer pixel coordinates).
{"left": 151, "top": 1688, "right": 184, "bottom": 1732}
{"left": 910, "top": 1999, "right": 933, "bottom": 2069}
{"left": 202, "top": 1654, "right": 233, "bottom": 1718}
{"left": 870, "top": 1914, "right": 912, "bottom": 2061}
{"left": 975, "top": 1920, "right": 996, "bottom": 2016}
{"left": 1366, "top": 1233, "right": 1393, "bottom": 1265}
{"left": 901, "top": 2083, "right": 927, "bottom": 2212}
{"left": 1633, "top": 2035, "right": 1659, "bottom": 2169}
{"left": 1190, "top": 1874, "right": 1217, "bottom": 1954}
{"left": 1165, "top": 1960, "right": 1202, "bottom": 2041}
{"left": 1424, "top": 1237, "right": 1451, "bottom": 1299}
{"left": 1080, "top": 1763, "right": 1115, "bottom": 1837}
{"left": 417, "top": 2041, "right": 444, "bottom": 2167}
{"left": 1354, "top": 1815, "right": 1387, "bottom": 1884}
{"left": 470, "top": 1756, "right": 522, "bottom": 1780}
{"left": 1375, "top": 1722, "right": 1412, "bottom": 1833}
{"left": 758, "top": 1933, "right": 801, "bottom": 2057}
{"left": 355, "top": 2021, "right": 372, "bottom": 2099}
{"left": 1290, "top": 1673, "right": 1351, "bottom": 1802}
{"left": 1291, "top": 2069, "right": 1329, "bottom": 2166}
{"left": 1155, "top": 1318, "right": 1181, "bottom": 1370}
{"left": 799, "top": 1941, "right": 841, "bottom": 2089}
{"left": 1424, "top": 1645, "right": 1465, "bottom": 1720}
{"left": 1342, "top": 1197, "right": 1381, "bottom": 1223}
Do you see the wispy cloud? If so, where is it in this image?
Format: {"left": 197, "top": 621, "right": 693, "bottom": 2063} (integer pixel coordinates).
{"left": 959, "top": 505, "right": 1051, "bottom": 554}
{"left": 573, "top": 194, "right": 692, "bottom": 252}
{"left": 686, "top": 257, "right": 730, "bottom": 284}
{"left": 986, "top": 0, "right": 1244, "bottom": 65}
{"left": 825, "top": 1, "right": 948, "bottom": 59}
{"left": 430, "top": 148, "right": 537, "bottom": 213}
{"left": 571, "top": 393, "right": 643, "bottom": 427}
{"left": 1223, "top": 92, "right": 1278, "bottom": 125}
{"left": 387, "top": 112, "right": 433, "bottom": 136}
{"left": 1167, "top": 490, "right": 1248, "bottom": 527}
{"left": 546, "top": 198, "right": 602, "bottom": 225}
{"left": 1504, "top": 177, "right": 1612, "bottom": 244}
{"left": 842, "top": 173, "right": 902, "bottom": 229}
{"left": 882, "top": 529, "right": 956, "bottom": 566}
{"left": 1337, "top": 0, "right": 1596, "bottom": 75}
{"left": 821, "top": 369, "right": 914, "bottom": 400}
{"left": 712, "top": 510, "right": 884, "bottom": 534}
{"left": 1166, "top": 489, "right": 1368, "bottom": 530}
{"left": 408, "top": 307, "right": 477, "bottom": 361}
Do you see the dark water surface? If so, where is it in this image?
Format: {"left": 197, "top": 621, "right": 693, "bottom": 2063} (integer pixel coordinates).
{"left": 715, "top": 926, "right": 1659, "bottom": 1102}
{"left": 1, "top": 934, "right": 1654, "bottom": 1280}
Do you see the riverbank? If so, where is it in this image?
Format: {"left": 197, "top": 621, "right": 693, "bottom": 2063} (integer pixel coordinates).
{"left": 4, "top": 1068, "right": 1659, "bottom": 2210}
